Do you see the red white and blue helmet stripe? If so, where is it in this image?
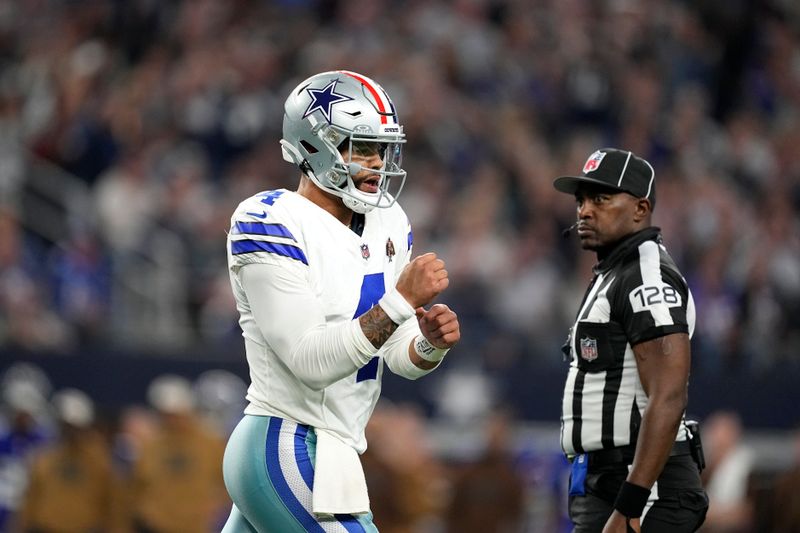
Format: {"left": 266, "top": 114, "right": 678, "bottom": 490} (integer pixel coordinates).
{"left": 337, "top": 70, "right": 398, "bottom": 125}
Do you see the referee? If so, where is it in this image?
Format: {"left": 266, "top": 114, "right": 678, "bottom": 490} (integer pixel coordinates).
{"left": 553, "top": 148, "right": 708, "bottom": 533}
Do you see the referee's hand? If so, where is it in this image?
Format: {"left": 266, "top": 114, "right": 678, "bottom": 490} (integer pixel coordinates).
{"left": 603, "top": 511, "right": 640, "bottom": 533}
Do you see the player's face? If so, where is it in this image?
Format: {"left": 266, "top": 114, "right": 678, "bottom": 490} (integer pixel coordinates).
{"left": 574, "top": 184, "right": 641, "bottom": 251}
{"left": 341, "top": 141, "right": 386, "bottom": 194}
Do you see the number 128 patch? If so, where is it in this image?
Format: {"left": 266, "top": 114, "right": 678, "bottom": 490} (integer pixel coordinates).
{"left": 629, "top": 283, "right": 682, "bottom": 313}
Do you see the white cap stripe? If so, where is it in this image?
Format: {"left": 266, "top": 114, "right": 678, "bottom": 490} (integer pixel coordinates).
{"left": 617, "top": 151, "right": 633, "bottom": 187}
{"left": 643, "top": 159, "right": 655, "bottom": 200}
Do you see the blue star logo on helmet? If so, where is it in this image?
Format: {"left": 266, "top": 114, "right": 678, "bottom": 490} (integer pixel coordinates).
{"left": 303, "top": 79, "right": 353, "bottom": 123}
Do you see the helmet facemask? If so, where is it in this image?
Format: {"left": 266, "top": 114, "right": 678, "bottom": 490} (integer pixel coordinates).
{"left": 331, "top": 129, "right": 406, "bottom": 213}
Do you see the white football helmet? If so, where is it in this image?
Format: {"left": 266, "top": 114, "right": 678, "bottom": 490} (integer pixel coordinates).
{"left": 280, "top": 70, "right": 406, "bottom": 214}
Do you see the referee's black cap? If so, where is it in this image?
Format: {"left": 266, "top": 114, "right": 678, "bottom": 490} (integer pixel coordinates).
{"left": 553, "top": 148, "right": 656, "bottom": 208}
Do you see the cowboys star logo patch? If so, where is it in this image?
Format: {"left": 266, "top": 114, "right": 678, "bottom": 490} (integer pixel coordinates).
{"left": 303, "top": 79, "right": 353, "bottom": 124}
{"left": 583, "top": 150, "right": 606, "bottom": 173}
{"left": 580, "top": 337, "right": 599, "bottom": 362}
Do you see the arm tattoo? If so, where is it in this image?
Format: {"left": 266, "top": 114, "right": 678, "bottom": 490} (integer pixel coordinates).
{"left": 359, "top": 305, "right": 400, "bottom": 348}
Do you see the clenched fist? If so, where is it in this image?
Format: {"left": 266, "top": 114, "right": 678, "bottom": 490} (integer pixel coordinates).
{"left": 395, "top": 253, "right": 449, "bottom": 308}
{"left": 416, "top": 304, "right": 460, "bottom": 350}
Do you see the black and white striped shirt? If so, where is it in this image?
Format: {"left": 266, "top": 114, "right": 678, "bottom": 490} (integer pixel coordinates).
{"left": 560, "top": 227, "right": 696, "bottom": 455}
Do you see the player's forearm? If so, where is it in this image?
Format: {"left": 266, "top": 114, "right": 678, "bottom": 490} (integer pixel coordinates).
{"left": 379, "top": 336, "right": 438, "bottom": 380}
{"left": 362, "top": 285, "right": 418, "bottom": 349}
{"left": 381, "top": 317, "right": 438, "bottom": 378}
{"left": 288, "top": 320, "right": 378, "bottom": 390}
{"left": 358, "top": 304, "right": 400, "bottom": 348}
{"left": 408, "top": 343, "right": 439, "bottom": 370}
{"left": 242, "top": 264, "right": 376, "bottom": 390}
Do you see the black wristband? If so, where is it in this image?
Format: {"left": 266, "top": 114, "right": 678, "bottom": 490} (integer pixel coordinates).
{"left": 614, "top": 481, "right": 650, "bottom": 518}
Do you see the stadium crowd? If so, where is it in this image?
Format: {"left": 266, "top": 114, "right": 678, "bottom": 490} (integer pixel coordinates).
{"left": 0, "top": 0, "right": 799, "bottom": 531}
{"left": 0, "top": 0, "right": 798, "bottom": 374}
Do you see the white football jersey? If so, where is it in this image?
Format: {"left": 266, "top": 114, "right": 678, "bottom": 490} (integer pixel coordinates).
{"left": 227, "top": 189, "right": 415, "bottom": 452}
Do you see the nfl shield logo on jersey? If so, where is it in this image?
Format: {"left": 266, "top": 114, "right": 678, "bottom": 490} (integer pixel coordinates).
{"left": 583, "top": 151, "right": 606, "bottom": 173}
{"left": 360, "top": 244, "right": 370, "bottom": 260}
{"left": 580, "top": 337, "right": 599, "bottom": 362}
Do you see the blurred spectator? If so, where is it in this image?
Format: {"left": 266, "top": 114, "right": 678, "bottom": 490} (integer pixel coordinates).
{"left": 93, "top": 148, "right": 161, "bottom": 254}
{"left": 362, "top": 402, "right": 447, "bottom": 533}
{"left": 0, "top": 210, "right": 73, "bottom": 351}
{"left": 17, "top": 388, "right": 119, "bottom": 533}
{"left": 0, "top": 381, "right": 50, "bottom": 532}
{"left": 191, "top": 369, "right": 246, "bottom": 437}
{"left": 444, "top": 409, "right": 526, "bottom": 533}
{"left": 701, "top": 410, "right": 755, "bottom": 532}
{"left": 197, "top": 272, "right": 240, "bottom": 344}
{"left": 48, "top": 224, "right": 111, "bottom": 345}
{"left": 770, "top": 426, "right": 800, "bottom": 532}
{"left": 126, "top": 375, "right": 228, "bottom": 533}
{"left": 110, "top": 405, "right": 157, "bottom": 479}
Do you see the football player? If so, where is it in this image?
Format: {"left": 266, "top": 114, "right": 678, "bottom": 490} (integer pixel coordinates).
{"left": 221, "top": 70, "right": 460, "bottom": 532}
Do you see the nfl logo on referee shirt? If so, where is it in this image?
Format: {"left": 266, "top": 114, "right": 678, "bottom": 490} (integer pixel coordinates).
{"left": 583, "top": 151, "right": 606, "bottom": 173}
{"left": 360, "top": 244, "right": 370, "bottom": 260}
{"left": 580, "top": 337, "right": 599, "bottom": 362}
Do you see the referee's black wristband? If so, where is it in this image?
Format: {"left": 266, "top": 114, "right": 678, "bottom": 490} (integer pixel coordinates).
{"left": 614, "top": 481, "right": 651, "bottom": 518}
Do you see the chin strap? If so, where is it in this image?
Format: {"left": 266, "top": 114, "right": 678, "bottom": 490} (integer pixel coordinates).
{"left": 343, "top": 194, "right": 373, "bottom": 214}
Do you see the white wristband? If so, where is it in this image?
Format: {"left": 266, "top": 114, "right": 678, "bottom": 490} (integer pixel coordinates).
{"left": 378, "top": 289, "right": 415, "bottom": 325}
{"left": 414, "top": 335, "right": 449, "bottom": 362}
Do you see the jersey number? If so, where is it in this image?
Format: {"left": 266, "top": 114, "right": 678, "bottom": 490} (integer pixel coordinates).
{"left": 259, "top": 190, "right": 284, "bottom": 206}
{"left": 630, "top": 284, "right": 681, "bottom": 312}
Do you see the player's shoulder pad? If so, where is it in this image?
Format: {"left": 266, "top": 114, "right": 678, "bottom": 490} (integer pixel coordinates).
{"left": 229, "top": 189, "right": 308, "bottom": 266}
{"left": 233, "top": 189, "right": 292, "bottom": 221}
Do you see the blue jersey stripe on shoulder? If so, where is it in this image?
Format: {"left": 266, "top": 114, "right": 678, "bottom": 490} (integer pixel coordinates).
{"left": 233, "top": 221, "right": 296, "bottom": 241}
{"left": 407, "top": 230, "right": 413, "bottom": 250}
{"left": 231, "top": 239, "right": 308, "bottom": 265}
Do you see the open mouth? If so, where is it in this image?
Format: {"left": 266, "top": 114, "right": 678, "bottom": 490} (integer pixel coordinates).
{"left": 359, "top": 176, "right": 381, "bottom": 194}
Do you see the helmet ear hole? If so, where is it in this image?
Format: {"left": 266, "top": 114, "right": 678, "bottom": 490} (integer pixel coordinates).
{"left": 300, "top": 140, "right": 319, "bottom": 154}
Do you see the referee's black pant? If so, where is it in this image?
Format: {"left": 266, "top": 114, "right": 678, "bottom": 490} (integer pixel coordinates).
{"left": 568, "top": 454, "right": 708, "bottom": 532}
